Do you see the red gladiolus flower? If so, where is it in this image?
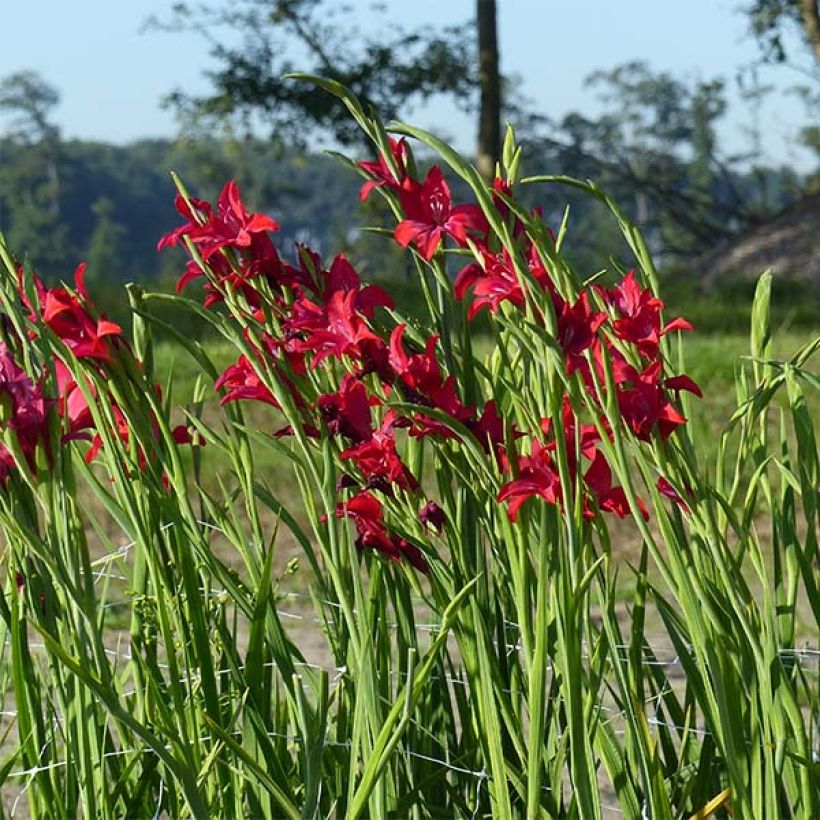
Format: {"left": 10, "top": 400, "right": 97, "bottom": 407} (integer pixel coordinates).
{"left": 85, "top": 405, "right": 130, "bottom": 465}
{"left": 584, "top": 450, "right": 648, "bottom": 520}
{"left": 500, "top": 397, "right": 640, "bottom": 522}
{"left": 425, "top": 376, "right": 474, "bottom": 423}
{"left": 471, "top": 400, "right": 505, "bottom": 452}
{"left": 663, "top": 374, "right": 703, "bottom": 398}
{"left": 526, "top": 243, "right": 557, "bottom": 292}
{"left": 277, "top": 244, "right": 319, "bottom": 296}
{"left": 336, "top": 491, "right": 429, "bottom": 573}
{"left": 540, "top": 397, "right": 601, "bottom": 474}
{"left": 388, "top": 326, "right": 474, "bottom": 438}
{"left": 455, "top": 242, "right": 559, "bottom": 321}
{"left": 321, "top": 254, "right": 393, "bottom": 317}
{"left": 388, "top": 535, "right": 430, "bottom": 574}
{"left": 22, "top": 265, "right": 122, "bottom": 363}
{"left": 54, "top": 360, "right": 94, "bottom": 439}
{"left": 556, "top": 292, "right": 606, "bottom": 374}
{"left": 283, "top": 250, "right": 393, "bottom": 317}
{"left": 356, "top": 336, "right": 395, "bottom": 382}
{"left": 468, "top": 399, "right": 517, "bottom": 470}
{"left": 455, "top": 250, "right": 526, "bottom": 319}
{"left": 657, "top": 475, "right": 691, "bottom": 511}
{"left": 497, "top": 440, "right": 561, "bottom": 522}
{"left": 172, "top": 425, "right": 195, "bottom": 445}
{"left": 616, "top": 361, "right": 700, "bottom": 441}
{"left": 0, "top": 343, "right": 51, "bottom": 481}
{"left": 491, "top": 177, "right": 513, "bottom": 220}
{"left": 214, "top": 355, "right": 279, "bottom": 407}
{"left": 158, "top": 180, "right": 279, "bottom": 261}
{"left": 291, "top": 290, "right": 383, "bottom": 367}
{"left": 419, "top": 500, "right": 446, "bottom": 533}
{"left": 317, "top": 374, "right": 373, "bottom": 443}
{"left": 394, "top": 166, "right": 487, "bottom": 260}
{"left": 603, "top": 270, "right": 694, "bottom": 358}
{"left": 358, "top": 137, "right": 411, "bottom": 201}
{"left": 175, "top": 259, "right": 208, "bottom": 294}
{"left": 338, "top": 489, "right": 388, "bottom": 529}
{"left": 157, "top": 193, "right": 213, "bottom": 252}
{"left": 341, "top": 422, "right": 418, "bottom": 492}
{"left": 388, "top": 326, "right": 443, "bottom": 398}
{"left": 0, "top": 345, "right": 47, "bottom": 433}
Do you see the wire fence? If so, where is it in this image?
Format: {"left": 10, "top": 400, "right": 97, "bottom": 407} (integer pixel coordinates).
{"left": 2, "top": 522, "right": 818, "bottom": 817}
{"left": 4, "top": 713, "right": 637, "bottom": 818}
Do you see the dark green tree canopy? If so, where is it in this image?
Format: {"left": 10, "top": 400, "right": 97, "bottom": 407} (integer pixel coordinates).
{"left": 153, "top": 0, "right": 478, "bottom": 148}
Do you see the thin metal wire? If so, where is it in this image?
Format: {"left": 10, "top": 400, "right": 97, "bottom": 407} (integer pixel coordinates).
{"left": 80, "top": 523, "right": 820, "bottom": 668}
{"left": 3, "top": 522, "right": 814, "bottom": 815}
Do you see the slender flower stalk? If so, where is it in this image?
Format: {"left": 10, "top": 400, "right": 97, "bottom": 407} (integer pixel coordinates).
{"left": 0, "top": 77, "right": 814, "bottom": 820}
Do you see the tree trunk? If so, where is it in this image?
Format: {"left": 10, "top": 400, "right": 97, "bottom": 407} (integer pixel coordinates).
{"left": 476, "top": 0, "right": 501, "bottom": 181}
{"left": 799, "top": 0, "right": 820, "bottom": 65}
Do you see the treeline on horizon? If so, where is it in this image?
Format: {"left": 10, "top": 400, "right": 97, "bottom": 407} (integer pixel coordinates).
{"left": 0, "top": 132, "right": 816, "bottom": 333}
{"left": 0, "top": 136, "right": 363, "bottom": 286}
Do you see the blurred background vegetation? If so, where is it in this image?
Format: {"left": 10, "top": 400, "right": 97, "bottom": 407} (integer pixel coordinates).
{"left": 0, "top": 0, "right": 818, "bottom": 335}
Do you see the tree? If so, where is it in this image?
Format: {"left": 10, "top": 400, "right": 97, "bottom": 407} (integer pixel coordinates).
{"left": 0, "top": 71, "right": 71, "bottom": 275}
{"left": 154, "top": 1, "right": 479, "bottom": 149}
{"left": 85, "top": 197, "right": 128, "bottom": 289}
{"left": 530, "top": 62, "right": 787, "bottom": 260}
{"left": 744, "top": 2, "right": 820, "bottom": 185}
{"left": 0, "top": 70, "right": 61, "bottom": 143}
{"left": 476, "top": 0, "right": 501, "bottom": 180}
{"left": 154, "top": 1, "right": 506, "bottom": 178}
{"left": 746, "top": 0, "right": 820, "bottom": 66}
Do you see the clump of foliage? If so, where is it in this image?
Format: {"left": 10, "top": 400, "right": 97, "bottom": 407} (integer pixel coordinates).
{"left": 0, "top": 79, "right": 816, "bottom": 817}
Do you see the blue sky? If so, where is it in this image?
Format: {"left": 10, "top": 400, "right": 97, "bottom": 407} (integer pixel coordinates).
{"left": 0, "top": 1, "right": 815, "bottom": 169}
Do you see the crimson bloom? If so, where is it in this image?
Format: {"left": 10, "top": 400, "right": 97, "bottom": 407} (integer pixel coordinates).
{"left": 158, "top": 180, "right": 279, "bottom": 261}
{"left": 657, "top": 475, "right": 691, "bottom": 511}
{"left": 584, "top": 451, "right": 648, "bottom": 520}
{"left": 341, "top": 417, "right": 418, "bottom": 492}
{"left": 419, "top": 500, "right": 446, "bottom": 533}
{"left": 53, "top": 360, "right": 95, "bottom": 440}
{"left": 394, "top": 166, "right": 487, "bottom": 260}
{"left": 0, "top": 343, "right": 51, "bottom": 481}
{"left": 358, "top": 137, "right": 411, "bottom": 201}
{"left": 470, "top": 400, "right": 505, "bottom": 452}
{"left": 22, "top": 265, "right": 122, "bottom": 363}
{"left": 336, "top": 491, "right": 429, "bottom": 573}
{"left": 289, "top": 291, "right": 384, "bottom": 367}
{"left": 318, "top": 374, "right": 373, "bottom": 443}
{"left": 468, "top": 399, "right": 517, "bottom": 470}
{"left": 455, "top": 241, "right": 559, "bottom": 321}
{"left": 318, "top": 254, "right": 393, "bottom": 317}
{"left": 214, "top": 355, "right": 279, "bottom": 407}
{"left": 84, "top": 401, "right": 195, "bottom": 478}
{"left": 500, "top": 397, "right": 640, "bottom": 523}
{"left": 388, "top": 326, "right": 473, "bottom": 437}
{"left": 616, "top": 361, "right": 701, "bottom": 441}
{"left": 388, "top": 326, "right": 443, "bottom": 398}
{"left": 283, "top": 250, "right": 393, "bottom": 317}
{"left": 555, "top": 292, "right": 607, "bottom": 374}
{"left": 498, "top": 440, "right": 561, "bottom": 522}
{"left": 540, "top": 397, "right": 601, "bottom": 473}
{"left": 157, "top": 192, "right": 213, "bottom": 252}
{"left": 603, "top": 271, "right": 695, "bottom": 358}
{"left": 455, "top": 249, "right": 526, "bottom": 319}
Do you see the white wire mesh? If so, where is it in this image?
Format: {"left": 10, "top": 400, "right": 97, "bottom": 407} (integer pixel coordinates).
{"left": 2, "top": 521, "right": 817, "bottom": 818}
